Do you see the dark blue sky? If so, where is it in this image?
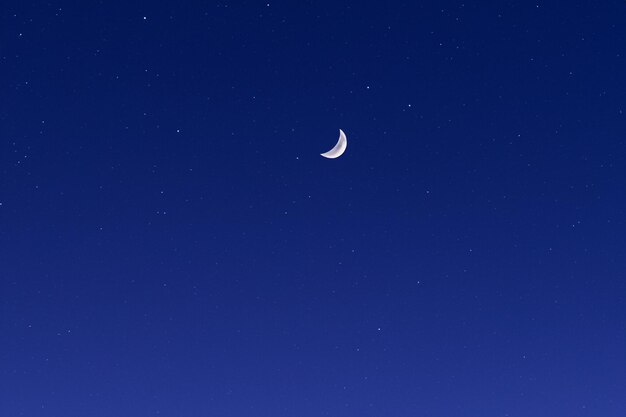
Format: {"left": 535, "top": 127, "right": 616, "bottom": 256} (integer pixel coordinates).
{"left": 2, "top": 1, "right": 626, "bottom": 416}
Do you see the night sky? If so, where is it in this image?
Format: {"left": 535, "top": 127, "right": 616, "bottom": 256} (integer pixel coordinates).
{"left": 2, "top": 1, "right": 626, "bottom": 416}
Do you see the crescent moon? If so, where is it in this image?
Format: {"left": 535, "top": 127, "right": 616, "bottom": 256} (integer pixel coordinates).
{"left": 320, "top": 129, "right": 347, "bottom": 159}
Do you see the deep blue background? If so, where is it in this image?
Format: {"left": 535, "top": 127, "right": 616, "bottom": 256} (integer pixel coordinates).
{"left": 2, "top": 1, "right": 626, "bottom": 416}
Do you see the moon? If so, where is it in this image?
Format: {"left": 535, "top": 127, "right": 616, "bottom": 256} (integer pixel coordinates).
{"left": 320, "top": 129, "right": 347, "bottom": 159}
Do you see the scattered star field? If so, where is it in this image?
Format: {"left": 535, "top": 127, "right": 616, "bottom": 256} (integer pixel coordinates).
{"left": 1, "top": 1, "right": 626, "bottom": 416}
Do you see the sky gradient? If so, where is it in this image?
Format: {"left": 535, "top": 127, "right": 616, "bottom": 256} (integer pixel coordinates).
{"left": 2, "top": 1, "right": 626, "bottom": 416}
